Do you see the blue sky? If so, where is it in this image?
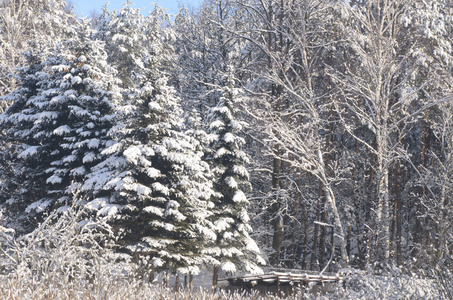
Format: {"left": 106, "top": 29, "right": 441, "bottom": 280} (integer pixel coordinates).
{"left": 71, "top": 0, "right": 200, "bottom": 17}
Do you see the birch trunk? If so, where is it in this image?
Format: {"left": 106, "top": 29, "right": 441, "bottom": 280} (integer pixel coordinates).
{"left": 317, "top": 146, "right": 348, "bottom": 266}
{"left": 376, "top": 139, "right": 390, "bottom": 262}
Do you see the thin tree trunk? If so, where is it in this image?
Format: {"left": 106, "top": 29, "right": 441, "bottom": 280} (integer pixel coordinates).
{"left": 301, "top": 196, "right": 309, "bottom": 270}
{"left": 352, "top": 137, "right": 359, "bottom": 263}
{"left": 212, "top": 265, "right": 219, "bottom": 293}
{"left": 390, "top": 168, "right": 396, "bottom": 247}
{"left": 271, "top": 152, "right": 283, "bottom": 266}
{"left": 322, "top": 182, "right": 348, "bottom": 266}
{"left": 414, "top": 116, "right": 426, "bottom": 254}
{"left": 310, "top": 183, "right": 323, "bottom": 270}
{"left": 362, "top": 138, "right": 377, "bottom": 265}
{"left": 303, "top": 208, "right": 309, "bottom": 269}
{"left": 376, "top": 146, "right": 390, "bottom": 263}
{"left": 164, "top": 272, "right": 169, "bottom": 288}
{"left": 290, "top": 181, "right": 300, "bottom": 269}
{"left": 319, "top": 197, "right": 327, "bottom": 268}
{"left": 439, "top": 166, "right": 449, "bottom": 262}
{"left": 319, "top": 123, "right": 332, "bottom": 268}
{"left": 395, "top": 164, "right": 402, "bottom": 265}
{"left": 316, "top": 143, "right": 348, "bottom": 266}
{"left": 330, "top": 221, "right": 335, "bottom": 272}
{"left": 149, "top": 270, "right": 155, "bottom": 283}
{"left": 347, "top": 225, "right": 352, "bottom": 258}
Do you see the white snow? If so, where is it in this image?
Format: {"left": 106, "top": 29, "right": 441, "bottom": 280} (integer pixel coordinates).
{"left": 214, "top": 217, "right": 234, "bottom": 231}
{"left": 135, "top": 184, "right": 152, "bottom": 196}
{"left": 210, "top": 120, "right": 224, "bottom": 129}
{"left": 148, "top": 102, "right": 162, "bottom": 111}
{"left": 143, "top": 206, "right": 164, "bottom": 217}
{"left": 85, "top": 198, "right": 108, "bottom": 211}
{"left": 152, "top": 182, "right": 169, "bottom": 195}
{"left": 163, "top": 223, "right": 175, "bottom": 232}
{"left": 146, "top": 167, "right": 160, "bottom": 178}
{"left": 18, "top": 146, "right": 39, "bottom": 159}
{"left": 152, "top": 257, "right": 165, "bottom": 268}
{"left": 221, "top": 261, "right": 236, "bottom": 273}
{"left": 71, "top": 76, "right": 82, "bottom": 85}
{"left": 50, "top": 95, "right": 66, "bottom": 104}
{"left": 124, "top": 145, "right": 142, "bottom": 165}
{"left": 138, "top": 157, "right": 152, "bottom": 168}
{"left": 78, "top": 55, "right": 87, "bottom": 63}
{"left": 46, "top": 174, "right": 63, "bottom": 184}
{"left": 88, "top": 138, "right": 100, "bottom": 149}
{"left": 70, "top": 166, "right": 86, "bottom": 176}
{"left": 63, "top": 154, "right": 77, "bottom": 163}
{"left": 230, "top": 120, "right": 243, "bottom": 130}
{"left": 102, "top": 142, "right": 123, "bottom": 155}
{"left": 223, "top": 231, "right": 233, "bottom": 240}
{"left": 193, "top": 224, "right": 216, "bottom": 241}
{"left": 83, "top": 152, "right": 96, "bottom": 163}
{"left": 245, "top": 238, "right": 260, "bottom": 253}
{"left": 56, "top": 205, "right": 69, "bottom": 213}
{"left": 232, "top": 190, "right": 248, "bottom": 203}
{"left": 25, "top": 199, "right": 52, "bottom": 213}
{"left": 86, "top": 122, "right": 95, "bottom": 129}
{"left": 223, "top": 132, "right": 235, "bottom": 143}
{"left": 215, "top": 147, "right": 229, "bottom": 158}
{"left": 98, "top": 204, "right": 120, "bottom": 218}
{"left": 233, "top": 165, "right": 249, "bottom": 178}
{"left": 154, "top": 145, "right": 168, "bottom": 156}
{"left": 225, "top": 176, "right": 238, "bottom": 189}
{"left": 53, "top": 125, "right": 71, "bottom": 135}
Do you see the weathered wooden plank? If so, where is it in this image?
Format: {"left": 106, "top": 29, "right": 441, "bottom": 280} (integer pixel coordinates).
{"left": 220, "top": 271, "right": 342, "bottom": 286}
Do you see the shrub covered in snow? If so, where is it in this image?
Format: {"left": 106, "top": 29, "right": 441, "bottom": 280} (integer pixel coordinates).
{"left": 1, "top": 208, "right": 452, "bottom": 300}
{"left": 0, "top": 204, "right": 137, "bottom": 285}
{"left": 315, "top": 268, "right": 444, "bottom": 300}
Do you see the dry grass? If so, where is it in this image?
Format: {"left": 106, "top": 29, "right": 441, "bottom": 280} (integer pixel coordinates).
{"left": 0, "top": 276, "right": 281, "bottom": 300}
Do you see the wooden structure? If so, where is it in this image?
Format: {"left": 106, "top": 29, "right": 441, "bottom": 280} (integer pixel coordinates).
{"left": 219, "top": 270, "right": 342, "bottom": 297}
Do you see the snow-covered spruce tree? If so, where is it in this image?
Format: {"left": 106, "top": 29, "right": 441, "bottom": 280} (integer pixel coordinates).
{"left": 84, "top": 75, "right": 216, "bottom": 277}
{"left": 0, "top": 21, "right": 119, "bottom": 232}
{"left": 83, "top": 5, "right": 216, "bottom": 276}
{"left": 204, "top": 70, "right": 264, "bottom": 284}
{"left": 94, "top": 1, "right": 172, "bottom": 91}
{"left": 98, "top": 0, "right": 142, "bottom": 88}
{"left": 0, "top": 40, "right": 49, "bottom": 223}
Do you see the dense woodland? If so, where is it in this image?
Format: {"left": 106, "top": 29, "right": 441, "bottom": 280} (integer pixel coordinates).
{"left": 1, "top": 0, "right": 453, "bottom": 288}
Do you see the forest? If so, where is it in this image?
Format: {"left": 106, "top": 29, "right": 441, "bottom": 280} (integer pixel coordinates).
{"left": 1, "top": 0, "right": 453, "bottom": 298}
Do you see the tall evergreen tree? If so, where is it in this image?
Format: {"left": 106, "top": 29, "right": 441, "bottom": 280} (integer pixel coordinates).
{"left": 83, "top": 4, "right": 216, "bottom": 275}
{"left": 204, "top": 70, "right": 264, "bottom": 279}
{"left": 95, "top": 1, "right": 173, "bottom": 91}
{"left": 84, "top": 71, "right": 216, "bottom": 276}
{"left": 0, "top": 21, "right": 119, "bottom": 232}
